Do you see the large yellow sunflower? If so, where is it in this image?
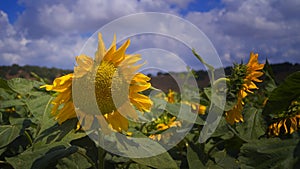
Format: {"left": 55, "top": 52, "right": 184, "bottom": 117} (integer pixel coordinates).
{"left": 225, "top": 52, "right": 264, "bottom": 125}
{"left": 42, "top": 33, "right": 153, "bottom": 133}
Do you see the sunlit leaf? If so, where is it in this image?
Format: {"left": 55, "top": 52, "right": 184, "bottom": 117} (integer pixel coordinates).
{"left": 7, "top": 78, "right": 35, "bottom": 95}
{"left": 26, "top": 94, "right": 55, "bottom": 135}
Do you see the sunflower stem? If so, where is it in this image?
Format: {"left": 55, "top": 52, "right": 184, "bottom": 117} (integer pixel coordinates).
{"left": 192, "top": 49, "right": 215, "bottom": 83}
{"left": 97, "top": 132, "right": 106, "bottom": 169}
{"left": 98, "top": 146, "right": 106, "bottom": 169}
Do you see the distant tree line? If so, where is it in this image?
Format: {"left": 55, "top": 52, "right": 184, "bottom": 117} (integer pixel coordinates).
{"left": 0, "top": 62, "right": 299, "bottom": 84}
{"left": 0, "top": 64, "right": 72, "bottom": 81}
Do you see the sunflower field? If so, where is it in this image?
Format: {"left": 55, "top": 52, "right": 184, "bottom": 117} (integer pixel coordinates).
{"left": 0, "top": 34, "right": 300, "bottom": 169}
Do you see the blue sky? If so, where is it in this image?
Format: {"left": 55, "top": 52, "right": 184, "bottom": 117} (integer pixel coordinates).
{"left": 0, "top": 0, "right": 299, "bottom": 71}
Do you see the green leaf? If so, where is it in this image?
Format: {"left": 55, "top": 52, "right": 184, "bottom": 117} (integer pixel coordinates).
{"left": 35, "top": 119, "right": 81, "bottom": 144}
{"left": 7, "top": 78, "right": 35, "bottom": 95}
{"left": 128, "top": 163, "right": 151, "bottom": 169}
{"left": 263, "top": 71, "right": 300, "bottom": 116}
{"left": 165, "top": 103, "right": 203, "bottom": 125}
{"left": 96, "top": 133, "right": 178, "bottom": 169}
{"left": 204, "top": 87, "right": 227, "bottom": 111}
{"left": 211, "top": 150, "right": 239, "bottom": 169}
{"left": 6, "top": 141, "right": 56, "bottom": 169}
{"left": 132, "top": 152, "right": 178, "bottom": 169}
{"left": 31, "top": 146, "right": 78, "bottom": 169}
{"left": 6, "top": 131, "right": 88, "bottom": 169}
{"left": 0, "top": 99, "right": 25, "bottom": 108}
{"left": 262, "top": 59, "right": 277, "bottom": 93}
{"left": 26, "top": 94, "right": 55, "bottom": 134}
{"left": 56, "top": 148, "right": 93, "bottom": 169}
{"left": 238, "top": 138, "right": 300, "bottom": 169}
{"left": 211, "top": 117, "right": 234, "bottom": 140}
{"left": 187, "top": 143, "right": 205, "bottom": 169}
{"left": 0, "top": 124, "right": 22, "bottom": 148}
{"left": 236, "top": 107, "right": 266, "bottom": 141}
{"left": 0, "top": 78, "right": 9, "bottom": 90}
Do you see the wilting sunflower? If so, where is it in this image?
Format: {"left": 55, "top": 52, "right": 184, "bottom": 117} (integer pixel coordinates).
{"left": 268, "top": 101, "right": 300, "bottom": 136}
{"left": 225, "top": 52, "right": 264, "bottom": 125}
{"left": 42, "top": 33, "right": 152, "bottom": 133}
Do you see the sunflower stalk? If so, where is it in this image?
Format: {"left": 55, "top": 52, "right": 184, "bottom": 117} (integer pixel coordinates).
{"left": 192, "top": 49, "right": 215, "bottom": 84}
{"left": 97, "top": 146, "right": 106, "bottom": 169}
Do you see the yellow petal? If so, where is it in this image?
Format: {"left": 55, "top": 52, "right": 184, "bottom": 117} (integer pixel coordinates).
{"left": 131, "top": 73, "right": 151, "bottom": 84}
{"left": 198, "top": 105, "right": 207, "bottom": 115}
{"left": 105, "top": 111, "right": 128, "bottom": 132}
{"left": 41, "top": 74, "right": 73, "bottom": 92}
{"left": 130, "top": 83, "right": 151, "bottom": 92}
{"left": 74, "top": 55, "right": 94, "bottom": 78}
{"left": 95, "top": 33, "right": 107, "bottom": 63}
{"left": 112, "top": 39, "right": 130, "bottom": 66}
{"left": 103, "top": 34, "right": 117, "bottom": 62}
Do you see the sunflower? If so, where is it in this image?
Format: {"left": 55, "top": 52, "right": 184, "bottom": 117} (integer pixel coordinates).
{"left": 166, "top": 89, "right": 176, "bottom": 103}
{"left": 156, "top": 116, "right": 181, "bottom": 131}
{"left": 41, "top": 74, "right": 76, "bottom": 124}
{"left": 149, "top": 116, "right": 181, "bottom": 141}
{"left": 225, "top": 90, "right": 244, "bottom": 125}
{"left": 191, "top": 103, "right": 207, "bottom": 115}
{"left": 268, "top": 101, "right": 300, "bottom": 136}
{"left": 225, "top": 52, "right": 264, "bottom": 125}
{"left": 42, "top": 33, "right": 153, "bottom": 133}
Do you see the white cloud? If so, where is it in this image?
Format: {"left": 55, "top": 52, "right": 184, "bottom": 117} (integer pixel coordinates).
{"left": 0, "top": 10, "right": 86, "bottom": 68}
{"left": 15, "top": 0, "right": 179, "bottom": 38}
{"left": 0, "top": 11, "right": 16, "bottom": 37}
{"left": 2, "top": 0, "right": 198, "bottom": 69}
{"left": 186, "top": 0, "right": 300, "bottom": 66}
{"left": 2, "top": 53, "right": 22, "bottom": 64}
{"left": 0, "top": 0, "right": 186, "bottom": 69}
{"left": 0, "top": 0, "right": 299, "bottom": 71}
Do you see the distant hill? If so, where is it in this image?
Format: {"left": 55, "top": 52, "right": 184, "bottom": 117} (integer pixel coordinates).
{"left": 0, "top": 62, "right": 299, "bottom": 92}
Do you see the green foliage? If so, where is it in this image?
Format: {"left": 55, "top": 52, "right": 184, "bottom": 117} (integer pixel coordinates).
{"left": 236, "top": 107, "right": 266, "bottom": 141}
{"left": 0, "top": 61, "right": 300, "bottom": 168}
{"left": 0, "top": 78, "right": 92, "bottom": 169}
{"left": 132, "top": 152, "right": 178, "bottom": 169}
{"left": 263, "top": 71, "right": 300, "bottom": 117}
{"left": 239, "top": 138, "right": 300, "bottom": 169}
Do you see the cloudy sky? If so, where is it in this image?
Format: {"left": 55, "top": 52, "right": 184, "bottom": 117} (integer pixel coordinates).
{"left": 0, "top": 0, "right": 299, "bottom": 72}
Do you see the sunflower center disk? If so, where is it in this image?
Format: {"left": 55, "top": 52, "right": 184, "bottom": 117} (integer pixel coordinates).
{"left": 94, "top": 61, "right": 127, "bottom": 115}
